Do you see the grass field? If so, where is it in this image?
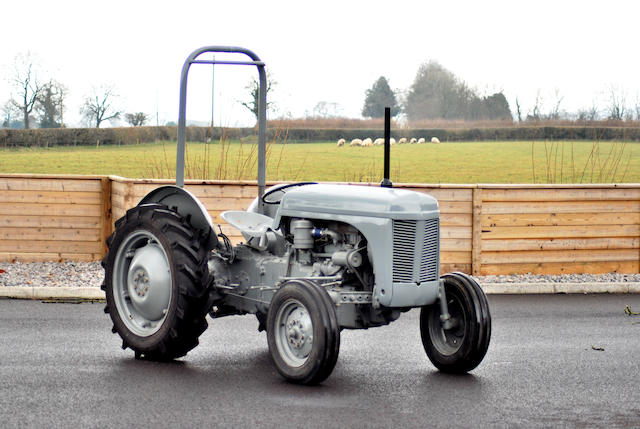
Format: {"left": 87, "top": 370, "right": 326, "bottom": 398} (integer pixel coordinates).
{"left": 0, "top": 140, "right": 638, "bottom": 183}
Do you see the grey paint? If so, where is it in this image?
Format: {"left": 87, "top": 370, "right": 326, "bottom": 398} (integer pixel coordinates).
{"left": 273, "top": 184, "right": 440, "bottom": 308}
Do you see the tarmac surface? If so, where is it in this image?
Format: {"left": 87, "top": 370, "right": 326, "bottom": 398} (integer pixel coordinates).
{"left": 1, "top": 294, "right": 639, "bottom": 428}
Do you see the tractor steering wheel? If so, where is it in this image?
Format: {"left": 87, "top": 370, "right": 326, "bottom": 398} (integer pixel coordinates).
{"left": 262, "top": 182, "right": 317, "bottom": 205}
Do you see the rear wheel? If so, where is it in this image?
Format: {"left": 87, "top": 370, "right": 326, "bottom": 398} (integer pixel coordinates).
{"left": 267, "top": 279, "right": 340, "bottom": 384}
{"left": 102, "top": 204, "right": 211, "bottom": 360}
{"left": 420, "top": 272, "right": 491, "bottom": 373}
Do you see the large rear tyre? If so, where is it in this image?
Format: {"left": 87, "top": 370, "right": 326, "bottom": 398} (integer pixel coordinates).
{"left": 420, "top": 272, "right": 491, "bottom": 373}
{"left": 267, "top": 279, "right": 340, "bottom": 385}
{"left": 102, "top": 203, "right": 211, "bottom": 360}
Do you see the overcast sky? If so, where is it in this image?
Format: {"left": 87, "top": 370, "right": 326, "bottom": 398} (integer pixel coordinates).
{"left": 1, "top": 0, "right": 638, "bottom": 127}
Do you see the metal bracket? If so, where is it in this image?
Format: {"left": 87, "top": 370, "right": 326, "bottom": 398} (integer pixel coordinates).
{"left": 327, "top": 290, "right": 372, "bottom": 306}
{"left": 437, "top": 279, "right": 453, "bottom": 330}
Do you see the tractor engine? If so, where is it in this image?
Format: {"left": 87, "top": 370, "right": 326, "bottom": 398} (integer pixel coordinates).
{"left": 208, "top": 183, "right": 441, "bottom": 330}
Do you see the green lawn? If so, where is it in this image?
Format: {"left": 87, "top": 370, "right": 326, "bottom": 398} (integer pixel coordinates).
{"left": 0, "top": 140, "right": 637, "bottom": 183}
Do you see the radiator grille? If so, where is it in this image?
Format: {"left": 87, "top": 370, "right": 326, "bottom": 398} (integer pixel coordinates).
{"left": 392, "top": 219, "right": 439, "bottom": 283}
{"left": 392, "top": 220, "right": 416, "bottom": 282}
{"left": 420, "top": 219, "right": 439, "bottom": 282}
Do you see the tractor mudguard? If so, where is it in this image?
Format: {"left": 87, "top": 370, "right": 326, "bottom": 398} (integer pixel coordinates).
{"left": 138, "top": 185, "right": 219, "bottom": 249}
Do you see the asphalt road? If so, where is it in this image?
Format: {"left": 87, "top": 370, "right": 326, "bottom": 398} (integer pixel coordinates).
{"left": 1, "top": 294, "right": 639, "bottom": 428}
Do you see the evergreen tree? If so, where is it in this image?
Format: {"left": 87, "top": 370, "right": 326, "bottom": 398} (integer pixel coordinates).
{"left": 405, "top": 61, "right": 512, "bottom": 122}
{"left": 361, "top": 76, "right": 399, "bottom": 118}
{"left": 241, "top": 72, "right": 275, "bottom": 122}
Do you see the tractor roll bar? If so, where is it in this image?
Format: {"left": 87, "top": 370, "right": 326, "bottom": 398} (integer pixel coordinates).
{"left": 176, "top": 46, "right": 267, "bottom": 214}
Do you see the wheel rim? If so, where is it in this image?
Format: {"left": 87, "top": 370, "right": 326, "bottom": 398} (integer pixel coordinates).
{"left": 274, "top": 298, "right": 313, "bottom": 367}
{"left": 112, "top": 230, "right": 172, "bottom": 337}
{"left": 428, "top": 292, "right": 466, "bottom": 356}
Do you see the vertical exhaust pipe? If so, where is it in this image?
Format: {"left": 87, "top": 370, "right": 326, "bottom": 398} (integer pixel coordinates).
{"left": 381, "top": 107, "right": 393, "bottom": 188}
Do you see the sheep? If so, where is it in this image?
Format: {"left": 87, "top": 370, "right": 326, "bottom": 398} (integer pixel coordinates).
{"left": 431, "top": 137, "right": 440, "bottom": 144}
{"left": 337, "top": 138, "right": 346, "bottom": 147}
{"left": 410, "top": 138, "right": 417, "bottom": 144}
{"left": 390, "top": 138, "right": 396, "bottom": 145}
{"left": 350, "top": 138, "right": 363, "bottom": 147}
{"left": 362, "top": 137, "right": 373, "bottom": 147}
{"left": 373, "top": 138, "right": 384, "bottom": 146}
{"left": 417, "top": 137, "right": 426, "bottom": 144}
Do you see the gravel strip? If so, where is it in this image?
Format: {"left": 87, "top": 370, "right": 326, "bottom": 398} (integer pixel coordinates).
{"left": 1, "top": 262, "right": 639, "bottom": 288}
{"left": 477, "top": 273, "right": 640, "bottom": 283}
{"left": 0, "top": 262, "right": 104, "bottom": 288}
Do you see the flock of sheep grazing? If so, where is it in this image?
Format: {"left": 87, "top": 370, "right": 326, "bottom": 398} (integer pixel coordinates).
{"left": 337, "top": 137, "right": 440, "bottom": 147}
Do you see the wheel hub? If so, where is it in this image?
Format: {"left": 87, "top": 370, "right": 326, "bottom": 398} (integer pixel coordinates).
{"left": 126, "top": 243, "right": 171, "bottom": 321}
{"left": 276, "top": 302, "right": 313, "bottom": 365}
{"left": 287, "top": 318, "right": 309, "bottom": 350}
{"left": 131, "top": 269, "right": 150, "bottom": 297}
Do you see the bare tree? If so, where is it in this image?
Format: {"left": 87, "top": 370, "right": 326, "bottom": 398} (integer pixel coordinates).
{"left": 124, "top": 112, "right": 149, "bottom": 126}
{"left": 549, "top": 88, "right": 564, "bottom": 120}
{"left": 1, "top": 101, "right": 19, "bottom": 128}
{"left": 529, "top": 90, "right": 543, "bottom": 121}
{"left": 9, "top": 53, "right": 44, "bottom": 129}
{"left": 307, "top": 101, "right": 344, "bottom": 118}
{"left": 81, "top": 85, "right": 121, "bottom": 127}
{"left": 607, "top": 85, "right": 627, "bottom": 120}
{"left": 36, "top": 80, "right": 66, "bottom": 128}
{"left": 515, "top": 97, "right": 522, "bottom": 122}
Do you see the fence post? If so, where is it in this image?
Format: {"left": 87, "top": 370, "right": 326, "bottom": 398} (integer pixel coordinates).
{"left": 100, "top": 177, "right": 113, "bottom": 257}
{"left": 472, "top": 187, "right": 483, "bottom": 276}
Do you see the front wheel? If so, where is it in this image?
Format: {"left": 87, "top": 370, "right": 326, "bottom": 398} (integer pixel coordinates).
{"left": 420, "top": 272, "right": 491, "bottom": 373}
{"left": 267, "top": 279, "right": 340, "bottom": 385}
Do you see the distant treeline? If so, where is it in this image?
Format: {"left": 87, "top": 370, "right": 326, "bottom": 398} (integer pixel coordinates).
{"left": 0, "top": 126, "right": 252, "bottom": 147}
{"left": 2, "top": 125, "right": 640, "bottom": 148}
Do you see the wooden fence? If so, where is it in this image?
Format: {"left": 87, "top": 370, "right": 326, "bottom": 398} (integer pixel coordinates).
{"left": 1, "top": 174, "right": 639, "bottom": 275}
{"left": 0, "top": 175, "right": 110, "bottom": 262}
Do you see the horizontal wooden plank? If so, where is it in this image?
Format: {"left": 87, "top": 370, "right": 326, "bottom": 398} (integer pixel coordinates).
{"left": 0, "top": 227, "right": 100, "bottom": 242}
{"left": 441, "top": 213, "right": 472, "bottom": 227}
{"left": 482, "top": 224, "right": 640, "bottom": 239}
{"left": 483, "top": 212, "right": 639, "bottom": 227}
{"left": 482, "top": 249, "right": 639, "bottom": 264}
{"left": 112, "top": 208, "right": 125, "bottom": 223}
{"left": 0, "top": 203, "right": 102, "bottom": 217}
{"left": 404, "top": 188, "right": 472, "bottom": 202}
{"left": 0, "top": 240, "right": 103, "bottom": 254}
{"left": 438, "top": 201, "right": 472, "bottom": 214}
{"left": 0, "top": 252, "right": 99, "bottom": 263}
{"left": 0, "top": 215, "right": 101, "bottom": 229}
{"left": 129, "top": 183, "right": 166, "bottom": 197}
{"left": 483, "top": 200, "right": 640, "bottom": 214}
{"left": 482, "top": 237, "right": 640, "bottom": 252}
{"left": 482, "top": 188, "right": 640, "bottom": 202}
{"left": 441, "top": 251, "right": 472, "bottom": 264}
{"left": 188, "top": 184, "right": 258, "bottom": 199}
{"left": 481, "top": 261, "right": 639, "bottom": 275}
{"left": 441, "top": 226, "right": 472, "bottom": 239}
{"left": 110, "top": 181, "right": 129, "bottom": 197}
{"left": 441, "top": 263, "right": 471, "bottom": 274}
{"left": 127, "top": 183, "right": 259, "bottom": 199}
{"left": 0, "top": 190, "right": 102, "bottom": 205}
{"left": 112, "top": 199, "right": 126, "bottom": 212}
{"left": 441, "top": 238, "right": 472, "bottom": 252}
{"left": 0, "top": 178, "right": 102, "bottom": 192}
{"left": 199, "top": 197, "right": 254, "bottom": 211}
